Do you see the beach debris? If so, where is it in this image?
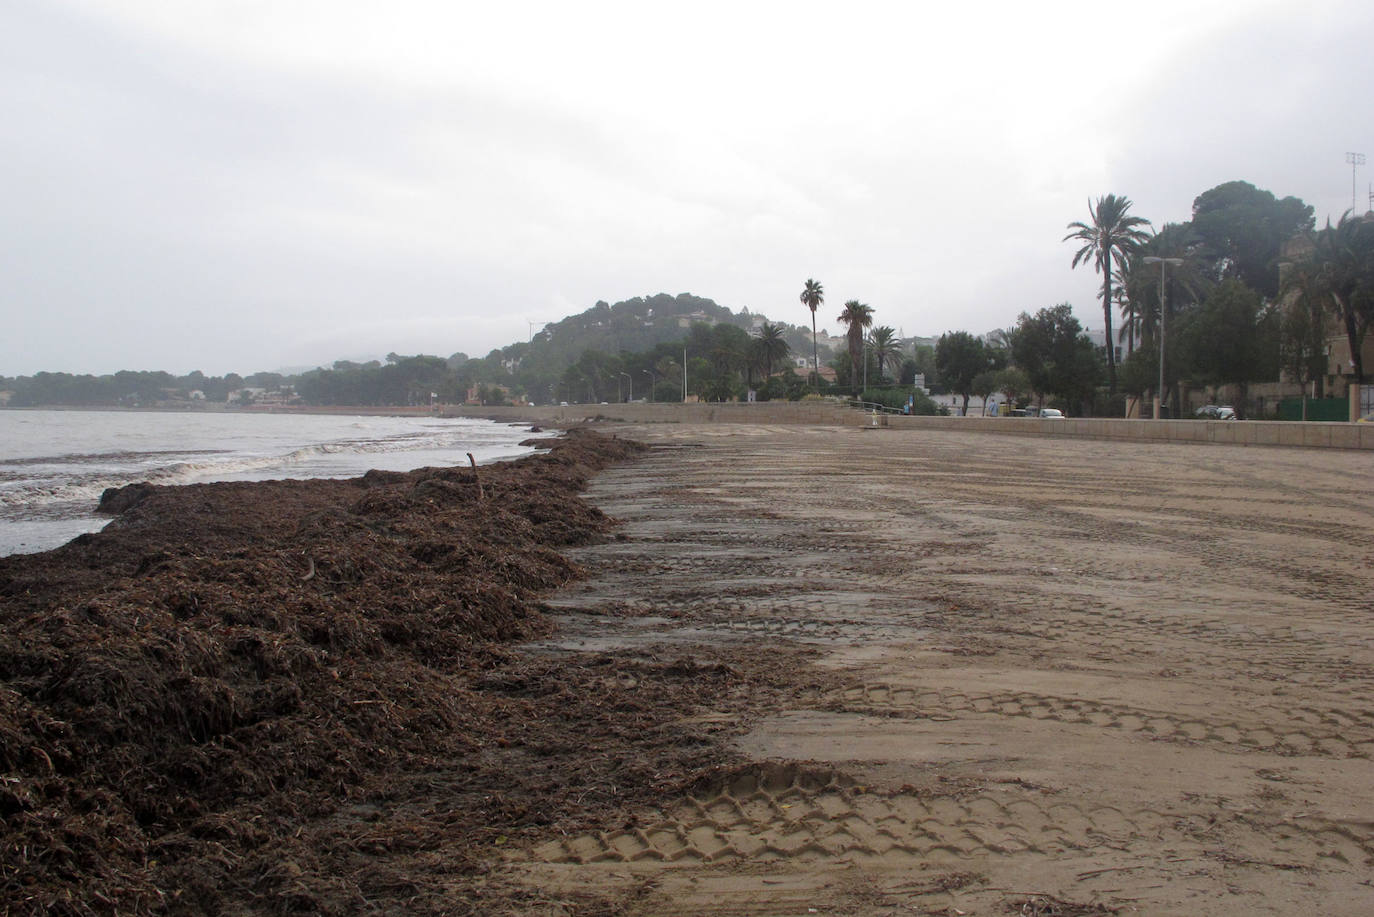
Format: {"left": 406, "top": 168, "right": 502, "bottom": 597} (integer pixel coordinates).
{"left": 467, "top": 451, "right": 484, "bottom": 501}
{"left": 0, "top": 429, "right": 652, "bottom": 915}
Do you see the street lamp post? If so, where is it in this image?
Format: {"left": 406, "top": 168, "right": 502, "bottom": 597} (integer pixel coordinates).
{"left": 862, "top": 337, "right": 868, "bottom": 397}
{"left": 1143, "top": 256, "right": 1183, "bottom": 420}
{"left": 641, "top": 369, "right": 654, "bottom": 402}
{"left": 618, "top": 371, "right": 632, "bottom": 403}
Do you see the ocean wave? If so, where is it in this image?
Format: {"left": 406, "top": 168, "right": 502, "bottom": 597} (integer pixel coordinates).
{"left": 0, "top": 453, "right": 293, "bottom": 515}
{"left": 0, "top": 428, "right": 551, "bottom": 519}
{"left": 0, "top": 448, "right": 232, "bottom": 467}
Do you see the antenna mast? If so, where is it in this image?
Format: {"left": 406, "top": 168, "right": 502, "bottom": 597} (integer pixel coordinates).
{"left": 1347, "top": 152, "right": 1366, "bottom": 212}
{"left": 527, "top": 319, "right": 550, "bottom": 343}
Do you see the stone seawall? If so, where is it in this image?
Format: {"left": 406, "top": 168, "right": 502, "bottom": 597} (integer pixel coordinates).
{"left": 443, "top": 402, "right": 1374, "bottom": 450}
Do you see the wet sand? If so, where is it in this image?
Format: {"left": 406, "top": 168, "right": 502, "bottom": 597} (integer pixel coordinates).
{"left": 509, "top": 422, "right": 1374, "bottom": 915}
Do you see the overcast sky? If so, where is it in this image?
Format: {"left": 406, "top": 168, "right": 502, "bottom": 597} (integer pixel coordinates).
{"left": 4, "top": 0, "right": 1372, "bottom": 377}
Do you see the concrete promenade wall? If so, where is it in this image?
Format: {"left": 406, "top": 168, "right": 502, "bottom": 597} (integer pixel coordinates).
{"left": 443, "top": 401, "right": 857, "bottom": 426}
{"left": 443, "top": 403, "right": 1374, "bottom": 450}
{"left": 876, "top": 413, "right": 1374, "bottom": 450}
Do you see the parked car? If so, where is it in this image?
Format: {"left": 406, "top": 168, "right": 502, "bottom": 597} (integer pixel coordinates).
{"left": 1195, "top": 405, "right": 1237, "bottom": 420}
{"left": 1039, "top": 408, "right": 1065, "bottom": 419}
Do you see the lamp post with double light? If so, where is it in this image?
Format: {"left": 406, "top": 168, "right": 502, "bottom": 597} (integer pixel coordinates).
{"left": 1143, "top": 256, "right": 1183, "bottom": 420}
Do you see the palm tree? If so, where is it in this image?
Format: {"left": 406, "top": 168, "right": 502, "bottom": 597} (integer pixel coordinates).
{"left": 1279, "top": 254, "right": 1331, "bottom": 414}
{"left": 1110, "top": 283, "right": 1136, "bottom": 355}
{"left": 1304, "top": 211, "right": 1374, "bottom": 387}
{"left": 1129, "top": 223, "right": 1208, "bottom": 346}
{"left": 837, "top": 300, "right": 874, "bottom": 396}
{"left": 1118, "top": 223, "right": 1210, "bottom": 415}
{"left": 754, "top": 321, "right": 791, "bottom": 381}
{"left": 869, "top": 326, "right": 900, "bottom": 381}
{"left": 1065, "top": 194, "right": 1151, "bottom": 393}
{"left": 799, "top": 278, "right": 824, "bottom": 390}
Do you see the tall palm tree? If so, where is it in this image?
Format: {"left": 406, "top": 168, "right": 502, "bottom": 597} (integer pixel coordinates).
{"left": 869, "top": 325, "right": 900, "bottom": 381}
{"left": 1110, "top": 283, "right": 1136, "bottom": 355}
{"left": 799, "top": 278, "right": 824, "bottom": 390}
{"left": 1065, "top": 194, "right": 1151, "bottom": 393}
{"left": 1305, "top": 211, "right": 1374, "bottom": 387}
{"left": 1122, "top": 224, "right": 1209, "bottom": 380}
{"left": 754, "top": 321, "right": 791, "bottom": 381}
{"left": 837, "top": 300, "right": 874, "bottom": 396}
{"left": 1279, "top": 254, "right": 1332, "bottom": 408}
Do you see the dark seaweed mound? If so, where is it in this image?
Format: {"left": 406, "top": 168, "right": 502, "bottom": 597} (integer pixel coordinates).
{"left": 0, "top": 430, "right": 652, "bottom": 915}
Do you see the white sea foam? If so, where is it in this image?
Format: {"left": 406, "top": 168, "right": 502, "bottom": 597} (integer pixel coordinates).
{"left": 0, "top": 410, "right": 552, "bottom": 556}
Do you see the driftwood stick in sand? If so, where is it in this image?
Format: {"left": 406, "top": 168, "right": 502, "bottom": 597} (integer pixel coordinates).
{"left": 467, "top": 453, "right": 485, "bottom": 501}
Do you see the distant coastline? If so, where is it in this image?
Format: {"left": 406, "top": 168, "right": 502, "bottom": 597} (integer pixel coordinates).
{"left": 0, "top": 403, "right": 445, "bottom": 417}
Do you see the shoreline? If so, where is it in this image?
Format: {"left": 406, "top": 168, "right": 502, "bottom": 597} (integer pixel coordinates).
{"left": 0, "top": 410, "right": 560, "bottom": 558}
{"left": 9, "top": 421, "right": 1372, "bottom": 913}
{"left": 0, "top": 403, "right": 453, "bottom": 417}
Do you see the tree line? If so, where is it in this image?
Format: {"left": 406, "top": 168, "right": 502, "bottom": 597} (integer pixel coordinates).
{"left": 1061, "top": 181, "right": 1373, "bottom": 417}
{"left": 6, "top": 178, "right": 1368, "bottom": 415}
{"left": 919, "top": 179, "right": 1371, "bottom": 418}
{"left": 0, "top": 370, "right": 287, "bottom": 408}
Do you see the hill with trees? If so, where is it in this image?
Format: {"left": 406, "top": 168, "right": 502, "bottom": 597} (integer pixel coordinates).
{"left": 0, "top": 293, "right": 834, "bottom": 409}
{"left": 6, "top": 176, "right": 1369, "bottom": 419}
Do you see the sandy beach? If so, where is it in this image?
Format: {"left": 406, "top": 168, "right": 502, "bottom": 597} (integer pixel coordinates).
{"left": 509, "top": 422, "right": 1374, "bottom": 915}
{"left": 4, "top": 422, "right": 1373, "bottom": 915}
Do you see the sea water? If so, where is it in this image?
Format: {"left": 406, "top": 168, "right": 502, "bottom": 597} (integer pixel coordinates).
{"left": 0, "top": 410, "right": 551, "bottom": 556}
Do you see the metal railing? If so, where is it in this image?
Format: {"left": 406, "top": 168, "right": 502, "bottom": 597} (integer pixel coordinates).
{"left": 844, "top": 399, "right": 906, "bottom": 415}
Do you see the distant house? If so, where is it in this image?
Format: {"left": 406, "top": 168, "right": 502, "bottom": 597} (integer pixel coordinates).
{"left": 807, "top": 328, "right": 846, "bottom": 351}
{"left": 237, "top": 386, "right": 299, "bottom": 406}
{"left": 792, "top": 356, "right": 838, "bottom": 382}
{"left": 676, "top": 311, "right": 714, "bottom": 328}
{"left": 465, "top": 384, "right": 519, "bottom": 405}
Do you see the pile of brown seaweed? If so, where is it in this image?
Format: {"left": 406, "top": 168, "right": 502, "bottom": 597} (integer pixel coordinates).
{"left": 0, "top": 429, "right": 673, "bottom": 915}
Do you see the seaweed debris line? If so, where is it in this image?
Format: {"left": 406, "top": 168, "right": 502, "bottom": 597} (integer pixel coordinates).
{"left": 0, "top": 429, "right": 648, "bottom": 915}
